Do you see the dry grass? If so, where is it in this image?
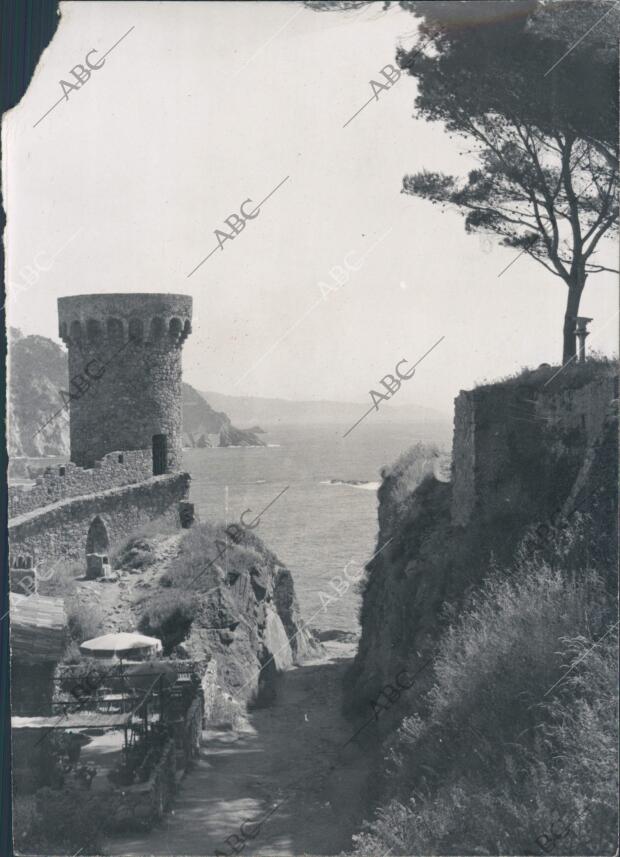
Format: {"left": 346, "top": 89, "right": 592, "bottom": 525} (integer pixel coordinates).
{"left": 37, "top": 559, "right": 82, "bottom": 597}
{"left": 353, "top": 551, "right": 617, "bottom": 856}
{"left": 474, "top": 353, "right": 617, "bottom": 393}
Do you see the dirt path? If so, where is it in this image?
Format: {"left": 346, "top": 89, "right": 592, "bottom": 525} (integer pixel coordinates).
{"left": 75, "top": 533, "right": 184, "bottom": 634}
{"left": 105, "top": 642, "right": 375, "bottom": 856}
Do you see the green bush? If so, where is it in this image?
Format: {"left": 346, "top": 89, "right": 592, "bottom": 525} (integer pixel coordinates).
{"left": 139, "top": 590, "right": 199, "bottom": 654}
{"left": 113, "top": 535, "right": 156, "bottom": 570}
{"left": 14, "top": 786, "right": 112, "bottom": 854}
{"left": 60, "top": 640, "right": 85, "bottom": 665}
{"left": 380, "top": 443, "right": 441, "bottom": 514}
{"left": 353, "top": 557, "right": 618, "bottom": 856}
{"left": 65, "top": 597, "right": 105, "bottom": 643}
{"left": 164, "top": 520, "right": 270, "bottom": 591}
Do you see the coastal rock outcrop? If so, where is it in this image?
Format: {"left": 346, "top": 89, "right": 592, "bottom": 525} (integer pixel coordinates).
{"left": 345, "top": 365, "right": 618, "bottom": 726}
{"left": 181, "top": 383, "right": 265, "bottom": 448}
{"left": 8, "top": 329, "right": 70, "bottom": 459}
{"left": 166, "top": 528, "right": 319, "bottom": 718}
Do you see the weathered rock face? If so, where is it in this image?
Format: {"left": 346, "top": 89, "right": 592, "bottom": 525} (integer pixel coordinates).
{"left": 218, "top": 424, "right": 266, "bottom": 447}
{"left": 346, "top": 368, "right": 619, "bottom": 726}
{"left": 177, "top": 534, "right": 318, "bottom": 717}
{"left": 7, "top": 329, "right": 70, "bottom": 458}
{"left": 182, "top": 384, "right": 265, "bottom": 448}
{"left": 272, "top": 566, "right": 312, "bottom": 663}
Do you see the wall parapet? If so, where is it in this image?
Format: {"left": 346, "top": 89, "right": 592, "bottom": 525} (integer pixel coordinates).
{"left": 8, "top": 472, "right": 190, "bottom": 576}
{"left": 451, "top": 373, "right": 617, "bottom": 527}
{"left": 8, "top": 449, "right": 153, "bottom": 519}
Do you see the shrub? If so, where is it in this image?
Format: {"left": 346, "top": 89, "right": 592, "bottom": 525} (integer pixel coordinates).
{"left": 380, "top": 443, "right": 441, "bottom": 510}
{"left": 353, "top": 557, "right": 618, "bottom": 856}
{"left": 163, "top": 520, "right": 224, "bottom": 592}
{"left": 164, "top": 520, "right": 271, "bottom": 592}
{"left": 137, "top": 514, "right": 183, "bottom": 539}
{"left": 14, "top": 786, "right": 112, "bottom": 854}
{"left": 60, "top": 641, "right": 84, "bottom": 664}
{"left": 65, "top": 597, "right": 105, "bottom": 643}
{"left": 139, "top": 590, "right": 199, "bottom": 654}
{"left": 137, "top": 520, "right": 280, "bottom": 653}
{"left": 113, "top": 535, "right": 155, "bottom": 570}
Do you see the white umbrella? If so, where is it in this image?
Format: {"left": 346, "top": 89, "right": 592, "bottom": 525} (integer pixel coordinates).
{"left": 79, "top": 631, "right": 163, "bottom": 660}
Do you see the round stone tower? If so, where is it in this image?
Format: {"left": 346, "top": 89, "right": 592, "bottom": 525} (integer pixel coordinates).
{"left": 58, "top": 293, "right": 192, "bottom": 470}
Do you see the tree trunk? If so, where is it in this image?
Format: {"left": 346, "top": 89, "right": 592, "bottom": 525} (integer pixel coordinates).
{"left": 562, "top": 276, "right": 585, "bottom": 364}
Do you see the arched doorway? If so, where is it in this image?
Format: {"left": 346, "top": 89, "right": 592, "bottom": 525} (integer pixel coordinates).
{"left": 86, "top": 516, "right": 111, "bottom": 579}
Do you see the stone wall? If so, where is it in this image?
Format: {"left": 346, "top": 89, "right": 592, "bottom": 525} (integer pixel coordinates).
{"left": 451, "top": 392, "right": 476, "bottom": 527}
{"left": 8, "top": 450, "right": 152, "bottom": 519}
{"left": 179, "top": 695, "right": 203, "bottom": 769}
{"left": 8, "top": 473, "right": 190, "bottom": 578}
{"left": 452, "top": 373, "right": 617, "bottom": 526}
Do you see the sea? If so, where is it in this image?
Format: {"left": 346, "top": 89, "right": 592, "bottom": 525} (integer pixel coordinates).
{"left": 186, "top": 421, "right": 451, "bottom": 635}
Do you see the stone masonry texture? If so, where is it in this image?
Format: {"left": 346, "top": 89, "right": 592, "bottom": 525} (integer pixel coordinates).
{"left": 8, "top": 473, "right": 190, "bottom": 580}
{"left": 451, "top": 374, "right": 618, "bottom": 526}
{"left": 8, "top": 450, "right": 153, "bottom": 519}
{"left": 58, "top": 293, "right": 192, "bottom": 469}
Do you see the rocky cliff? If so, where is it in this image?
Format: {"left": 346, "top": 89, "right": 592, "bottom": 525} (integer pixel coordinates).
{"left": 179, "top": 561, "right": 316, "bottom": 719}
{"left": 136, "top": 522, "right": 320, "bottom": 724}
{"left": 345, "top": 362, "right": 618, "bottom": 722}
{"left": 181, "top": 383, "right": 265, "bottom": 449}
{"left": 7, "top": 330, "right": 265, "bottom": 460}
{"left": 8, "top": 329, "right": 71, "bottom": 459}
{"left": 59, "top": 522, "right": 318, "bottom": 728}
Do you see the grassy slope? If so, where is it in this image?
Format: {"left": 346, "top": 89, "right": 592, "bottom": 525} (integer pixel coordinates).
{"left": 349, "top": 365, "right": 618, "bottom": 856}
{"left": 353, "top": 549, "right": 617, "bottom": 856}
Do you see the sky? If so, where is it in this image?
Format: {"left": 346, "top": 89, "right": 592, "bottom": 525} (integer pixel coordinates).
{"left": 3, "top": 0, "right": 618, "bottom": 416}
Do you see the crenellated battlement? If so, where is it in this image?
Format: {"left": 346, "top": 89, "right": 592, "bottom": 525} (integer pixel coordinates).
{"left": 9, "top": 291, "right": 195, "bottom": 614}
{"left": 58, "top": 293, "right": 192, "bottom": 349}
{"left": 57, "top": 293, "right": 192, "bottom": 468}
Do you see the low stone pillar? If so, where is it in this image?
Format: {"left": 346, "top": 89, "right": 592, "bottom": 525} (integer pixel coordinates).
{"left": 86, "top": 553, "right": 112, "bottom": 580}
{"left": 574, "top": 316, "right": 593, "bottom": 363}
{"left": 179, "top": 501, "right": 195, "bottom": 529}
